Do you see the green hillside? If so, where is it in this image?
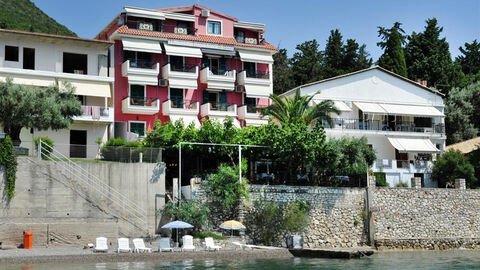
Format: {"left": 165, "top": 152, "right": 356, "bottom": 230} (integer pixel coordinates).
{"left": 0, "top": 0, "right": 76, "bottom": 36}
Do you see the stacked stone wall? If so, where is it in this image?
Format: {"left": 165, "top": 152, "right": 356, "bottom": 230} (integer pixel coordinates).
{"left": 373, "top": 188, "right": 480, "bottom": 249}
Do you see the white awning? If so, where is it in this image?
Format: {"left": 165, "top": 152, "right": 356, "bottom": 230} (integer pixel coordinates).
{"left": 60, "top": 80, "right": 111, "bottom": 98}
{"left": 245, "top": 84, "right": 271, "bottom": 98}
{"left": 332, "top": 101, "right": 352, "bottom": 111}
{"left": 353, "top": 102, "right": 387, "bottom": 114}
{"left": 380, "top": 104, "right": 444, "bottom": 117}
{"left": 169, "top": 115, "right": 200, "bottom": 128}
{"left": 0, "top": 74, "right": 56, "bottom": 87}
{"left": 388, "top": 137, "right": 439, "bottom": 153}
{"left": 163, "top": 43, "right": 202, "bottom": 58}
{"left": 245, "top": 118, "right": 268, "bottom": 127}
{"left": 127, "top": 75, "right": 158, "bottom": 85}
{"left": 167, "top": 78, "right": 198, "bottom": 89}
{"left": 238, "top": 50, "right": 274, "bottom": 64}
{"left": 122, "top": 38, "right": 162, "bottom": 54}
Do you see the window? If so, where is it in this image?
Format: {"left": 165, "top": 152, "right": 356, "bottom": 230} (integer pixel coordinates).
{"left": 124, "top": 51, "right": 152, "bottom": 69}
{"left": 63, "top": 53, "right": 87, "bottom": 74}
{"left": 130, "top": 122, "right": 145, "bottom": 137}
{"left": 207, "top": 20, "right": 221, "bottom": 35}
{"left": 77, "top": 95, "right": 86, "bottom": 105}
{"left": 130, "top": 85, "right": 145, "bottom": 106}
{"left": 170, "top": 55, "right": 184, "bottom": 71}
{"left": 170, "top": 88, "right": 184, "bottom": 108}
{"left": 201, "top": 56, "right": 226, "bottom": 75}
{"left": 23, "top": 48, "right": 35, "bottom": 70}
{"left": 5, "top": 46, "right": 19, "bottom": 62}
{"left": 243, "top": 62, "right": 256, "bottom": 77}
{"left": 245, "top": 95, "right": 257, "bottom": 113}
{"left": 203, "top": 91, "right": 227, "bottom": 110}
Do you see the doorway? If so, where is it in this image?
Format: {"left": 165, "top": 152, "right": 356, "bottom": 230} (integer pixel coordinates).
{"left": 23, "top": 48, "right": 35, "bottom": 70}
{"left": 70, "top": 130, "right": 87, "bottom": 158}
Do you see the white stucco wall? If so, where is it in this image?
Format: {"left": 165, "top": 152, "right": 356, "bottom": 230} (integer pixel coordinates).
{"left": 0, "top": 37, "right": 108, "bottom": 76}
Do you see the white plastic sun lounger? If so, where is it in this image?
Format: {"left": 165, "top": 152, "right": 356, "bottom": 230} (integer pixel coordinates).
{"left": 94, "top": 237, "right": 108, "bottom": 252}
{"left": 158, "top": 237, "right": 174, "bottom": 252}
{"left": 205, "top": 237, "right": 221, "bottom": 251}
{"left": 133, "top": 238, "right": 152, "bottom": 253}
{"left": 181, "top": 235, "right": 195, "bottom": 252}
{"left": 117, "top": 238, "right": 132, "bottom": 253}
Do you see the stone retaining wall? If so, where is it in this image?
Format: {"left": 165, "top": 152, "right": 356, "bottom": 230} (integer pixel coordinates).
{"left": 373, "top": 188, "right": 480, "bottom": 249}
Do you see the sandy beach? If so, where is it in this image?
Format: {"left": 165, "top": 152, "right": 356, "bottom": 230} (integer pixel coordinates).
{"left": 0, "top": 246, "right": 293, "bottom": 265}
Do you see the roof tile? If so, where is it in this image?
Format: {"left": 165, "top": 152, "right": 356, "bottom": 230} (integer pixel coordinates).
{"left": 116, "top": 26, "right": 276, "bottom": 51}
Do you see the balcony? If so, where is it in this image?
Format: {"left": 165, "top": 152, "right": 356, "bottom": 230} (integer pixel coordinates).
{"left": 200, "top": 67, "right": 236, "bottom": 91}
{"left": 323, "top": 118, "right": 445, "bottom": 135}
{"left": 162, "top": 63, "right": 198, "bottom": 89}
{"left": 74, "top": 106, "right": 114, "bottom": 122}
{"left": 237, "top": 70, "right": 270, "bottom": 85}
{"left": 162, "top": 98, "right": 199, "bottom": 116}
{"left": 121, "top": 60, "right": 160, "bottom": 85}
{"left": 373, "top": 159, "right": 433, "bottom": 172}
{"left": 122, "top": 97, "right": 159, "bottom": 115}
{"left": 237, "top": 105, "right": 268, "bottom": 126}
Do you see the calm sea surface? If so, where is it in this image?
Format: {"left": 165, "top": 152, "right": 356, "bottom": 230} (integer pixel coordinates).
{"left": 2, "top": 250, "right": 480, "bottom": 270}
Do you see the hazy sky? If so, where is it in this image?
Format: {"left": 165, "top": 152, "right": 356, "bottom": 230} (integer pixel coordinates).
{"left": 32, "top": 0, "right": 480, "bottom": 61}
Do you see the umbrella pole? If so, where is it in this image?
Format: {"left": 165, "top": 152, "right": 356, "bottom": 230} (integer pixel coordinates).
{"left": 176, "top": 228, "right": 178, "bottom": 245}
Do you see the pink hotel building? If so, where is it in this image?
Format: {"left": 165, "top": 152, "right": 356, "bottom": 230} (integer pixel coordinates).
{"left": 96, "top": 5, "right": 277, "bottom": 137}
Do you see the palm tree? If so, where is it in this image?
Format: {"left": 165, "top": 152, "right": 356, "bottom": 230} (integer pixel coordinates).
{"left": 261, "top": 88, "right": 340, "bottom": 126}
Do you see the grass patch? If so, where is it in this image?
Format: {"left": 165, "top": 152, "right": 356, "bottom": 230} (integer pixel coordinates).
{"left": 192, "top": 231, "right": 226, "bottom": 240}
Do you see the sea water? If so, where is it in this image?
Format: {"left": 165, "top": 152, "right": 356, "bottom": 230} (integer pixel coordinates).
{"left": 2, "top": 250, "right": 480, "bottom": 269}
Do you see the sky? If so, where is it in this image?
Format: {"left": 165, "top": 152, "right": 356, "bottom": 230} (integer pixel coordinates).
{"left": 31, "top": 0, "right": 480, "bottom": 61}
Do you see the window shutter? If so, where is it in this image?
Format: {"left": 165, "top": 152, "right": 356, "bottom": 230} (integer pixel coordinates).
{"left": 219, "top": 58, "right": 227, "bottom": 74}
{"left": 203, "top": 91, "right": 209, "bottom": 105}
{"left": 201, "top": 56, "right": 209, "bottom": 69}
{"left": 219, "top": 92, "right": 227, "bottom": 104}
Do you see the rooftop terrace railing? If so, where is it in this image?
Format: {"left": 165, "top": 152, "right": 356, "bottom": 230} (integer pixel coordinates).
{"left": 324, "top": 118, "right": 445, "bottom": 134}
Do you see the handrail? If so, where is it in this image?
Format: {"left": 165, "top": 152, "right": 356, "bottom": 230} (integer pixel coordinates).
{"left": 39, "top": 141, "right": 148, "bottom": 231}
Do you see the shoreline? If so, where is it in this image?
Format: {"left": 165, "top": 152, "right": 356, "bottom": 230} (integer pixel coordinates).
{"left": 0, "top": 247, "right": 293, "bottom": 265}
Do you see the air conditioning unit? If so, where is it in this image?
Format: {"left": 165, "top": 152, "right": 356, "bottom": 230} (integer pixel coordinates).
{"left": 201, "top": 9, "right": 210, "bottom": 17}
{"left": 159, "top": 79, "right": 168, "bottom": 87}
{"left": 234, "top": 85, "right": 244, "bottom": 93}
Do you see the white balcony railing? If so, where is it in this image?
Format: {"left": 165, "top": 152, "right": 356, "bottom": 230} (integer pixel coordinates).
{"left": 121, "top": 60, "right": 160, "bottom": 85}
{"left": 200, "top": 67, "right": 236, "bottom": 91}
{"left": 201, "top": 102, "right": 237, "bottom": 117}
{"left": 74, "top": 106, "right": 114, "bottom": 122}
{"left": 237, "top": 70, "right": 270, "bottom": 86}
{"left": 161, "top": 63, "right": 198, "bottom": 89}
{"left": 122, "top": 97, "right": 159, "bottom": 115}
{"left": 162, "top": 99, "right": 199, "bottom": 115}
{"left": 373, "top": 159, "right": 433, "bottom": 172}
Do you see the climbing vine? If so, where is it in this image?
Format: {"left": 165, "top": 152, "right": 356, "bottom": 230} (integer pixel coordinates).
{"left": 0, "top": 136, "right": 17, "bottom": 201}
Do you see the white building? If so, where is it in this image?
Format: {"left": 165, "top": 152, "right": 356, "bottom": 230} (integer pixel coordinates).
{"left": 0, "top": 29, "right": 114, "bottom": 158}
{"left": 281, "top": 66, "right": 446, "bottom": 187}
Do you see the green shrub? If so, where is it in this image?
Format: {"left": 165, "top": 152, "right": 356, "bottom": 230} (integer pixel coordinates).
{"left": 374, "top": 172, "right": 389, "bottom": 187}
{"left": 245, "top": 199, "right": 310, "bottom": 246}
{"left": 0, "top": 136, "right": 17, "bottom": 200}
{"left": 104, "top": 137, "right": 127, "bottom": 147}
{"left": 159, "top": 200, "right": 210, "bottom": 232}
{"left": 192, "top": 231, "right": 226, "bottom": 240}
{"left": 34, "top": 136, "right": 54, "bottom": 159}
{"left": 205, "top": 164, "right": 250, "bottom": 211}
{"left": 396, "top": 182, "right": 408, "bottom": 187}
{"left": 432, "top": 149, "right": 476, "bottom": 188}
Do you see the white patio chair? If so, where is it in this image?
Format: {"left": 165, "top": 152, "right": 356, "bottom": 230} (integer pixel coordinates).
{"left": 94, "top": 237, "right": 108, "bottom": 253}
{"left": 204, "top": 237, "right": 221, "bottom": 251}
{"left": 158, "top": 237, "right": 174, "bottom": 252}
{"left": 117, "top": 238, "right": 132, "bottom": 253}
{"left": 181, "top": 235, "right": 195, "bottom": 252}
{"left": 133, "top": 238, "right": 151, "bottom": 253}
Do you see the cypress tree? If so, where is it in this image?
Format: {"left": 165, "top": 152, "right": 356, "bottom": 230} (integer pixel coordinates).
{"left": 376, "top": 22, "right": 407, "bottom": 77}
